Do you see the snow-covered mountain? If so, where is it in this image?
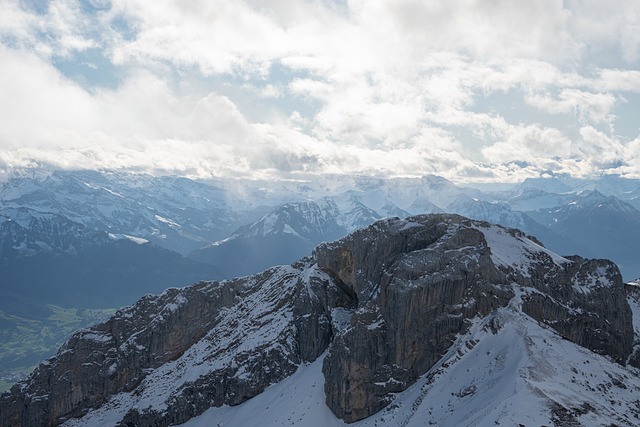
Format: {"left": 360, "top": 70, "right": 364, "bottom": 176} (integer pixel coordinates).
{"left": 2, "top": 169, "right": 640, "bottom": 395}
{"left": 445, "top": 194, "right": 591, "bottom": 258}
{"left": 181, "top": 306, "right": 640, "bottom": 427}
{"left": 188, "top": 197, "right": 390, "bottom": 278}
{"left": 189, "top": 200, "right": 348, "bottom": 277}
{"left": 3, "top": 169, "right": 639, "bottom": 293}
{"left": 0, "top": 170, "right": 242, "bottom": 255}
{"left": 489, "top": 187, "right": 577, "bottom": 212}
{"left": 0, "top": 205, "right": 224, "bottom": 379}
{"left": 187, "top": 176, "right": 491, "bottom": 279}
{"left": 527, "top": 190, "right": 640, "bottom": 279}
{"left": 0, "top": 202, "right": 224, "bottom": 306}
{"left": 3, "top": 214, "right": 638, "bottom": 426}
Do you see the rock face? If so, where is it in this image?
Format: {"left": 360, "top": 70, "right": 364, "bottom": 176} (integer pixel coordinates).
{"left": 0, "top": 214, "right": 634, "bottom": 426}
{"left": 317, "top": 215, "right": 633, "bottom": 422}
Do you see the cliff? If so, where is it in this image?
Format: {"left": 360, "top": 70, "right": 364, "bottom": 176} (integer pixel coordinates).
{"left": 0, "top": 214, "right": 634, "bottom": 426}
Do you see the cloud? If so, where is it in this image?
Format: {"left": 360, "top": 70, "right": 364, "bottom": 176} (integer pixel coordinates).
{"left": 0, "top": 0, "right": 98, "bottom": 57}
{"left": 0, "top": 0, "right": 639, "bottom": 182}
{"left": 481, "top": 124, "right": 572, "bottom": 164}
{"left": 593, "top": 69, "right": 640, "bottom": 93}
{"left": 525, "top": 89, "right": 617, "bottom": 124}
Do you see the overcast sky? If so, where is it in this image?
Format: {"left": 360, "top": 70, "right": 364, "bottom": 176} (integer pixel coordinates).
{"left": 1, "top": 0, "right": 639, "bottom": 182}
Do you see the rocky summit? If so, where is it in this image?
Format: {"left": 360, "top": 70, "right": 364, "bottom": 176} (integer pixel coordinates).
{"left": 0, "top": 214, "right": 637, "bottom": 426}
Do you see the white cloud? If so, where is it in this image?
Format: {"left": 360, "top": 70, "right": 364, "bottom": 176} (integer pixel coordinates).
{"left": 0, "top": 0, "right": 98, "bottom": 58}
{"left": 481, "top": 124, "right": 572, "bottom": 163}
{"left": 576, "top": 126, "right": 626, "bottom": 167}
{"left": 593, "top": 69, "right": 640, "bottom": 93}
{"left": 525, "top": 89, "right": 617, "bottom": 124}
{"left": 567, "top": 0, "right": 640, "bottom": 63}
{"left": 0, "top": 0, "right": 639, "bottom": 182}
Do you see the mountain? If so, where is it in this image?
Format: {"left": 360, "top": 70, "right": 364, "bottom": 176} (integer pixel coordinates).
{"left": 513, "top": 176, "right": 574, "bottom": 193}
{"left": 489, "top": 187, "right": 577, "bottom": 212}
{"left": 2, "top": 214, "right": 636, "bottom": 426}
{"left": 187, "top": 176, "right": 479, "bottom": 279}
{"left": 0, "top": 170, "right": 242, "bottom": 255}
{"left": 0, "top": 210, "right": 223, "bottom": 381}
{"left": 528, "top": 190, "right": 640, "bottom": 279}
{"left": 188, "top": 200, "right": 350, "bottom": 278}
{"left": 624, "top": 188, "right": 640, "bottom": 210}
{"left": 445, "top": 194, "right": 589, "bottom": 258}
{"left": 329, "top": 195, "right": 384, "bottom": 231}
{"left": 3, "top": 168, "right": 640, "bottom": 395}
{"left": 181, "top": 306, "right": 640, "bottom": 427}
{"left": 0, "top": 210, "right": 223, "bottom": 309}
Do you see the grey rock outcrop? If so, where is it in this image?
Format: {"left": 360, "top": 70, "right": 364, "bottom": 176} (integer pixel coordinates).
{"left": 317, "top": 214, "right": 633, "bottom": 422}
{"left": 0, "top": 214, "right": 634, "bottom": 426}
{"left": 0, "top": 265, "right": 346, "bottom": 427}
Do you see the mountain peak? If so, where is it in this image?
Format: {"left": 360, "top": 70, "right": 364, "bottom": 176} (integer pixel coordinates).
{"left": 421, "top": 174, "right": 455, "bottom": 188}
{"left": 517, "top": 176, "right": 573, "bottom": 193}
{"left": 2, "top": 214, "right": 633, "bottom": 426}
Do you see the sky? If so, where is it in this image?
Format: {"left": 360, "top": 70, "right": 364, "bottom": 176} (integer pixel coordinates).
{"left": 1, "top": 0, "right": 640, "bottom": 183}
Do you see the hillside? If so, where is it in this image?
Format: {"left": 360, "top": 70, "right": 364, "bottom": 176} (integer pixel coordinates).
{"left": 1, "top": 214, "right": 637, "bottom": 426}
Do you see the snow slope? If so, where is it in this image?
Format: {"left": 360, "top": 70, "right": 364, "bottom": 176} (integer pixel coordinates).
{"left": 179, "top": 303, "right": 640, "bottom": 427}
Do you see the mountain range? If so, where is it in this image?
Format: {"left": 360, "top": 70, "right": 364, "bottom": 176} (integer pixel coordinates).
{"left": 2, "top": 214, "right": 639, "bottom": 426}
{"left": 1, "top": 169, "right": 640, "bottom": 392}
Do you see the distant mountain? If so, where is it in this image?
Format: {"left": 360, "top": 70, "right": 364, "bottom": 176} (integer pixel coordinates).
{"left": 327, "top": 195, "right": 385, "bottom": 231}
{"left": 189, "top": 200, "right": 348, "bottom": 277}
{"left": 2, "top": 168, "right": 640, "bottom": 389}
{"left": 391, "top": 175, "right": 485, "bottom": 212}
{"left": 4, "top": 214, "right": 638, "bottom": 427}
{"left": 528, "top": 190, "right": 640, "bottom": 279}
{"left": 445, "top": 195, "right": 589, "bottom": 257}
{"left": 0, "top": 211, "right": 222, "bottom": 377}
{"left": 490, "top": 187, "right": 577, "bottom": 212}
{"left": 0, "top": 208, "right": 223, "bottom": 306}
{"left": 0, "top": 170, "right": 242, "bottom": 254}
{"left": 622, "top": 187, "right": 640, "bottom": 210}
{"left": 513, "top": 176, "right": 574, "bottom": 193}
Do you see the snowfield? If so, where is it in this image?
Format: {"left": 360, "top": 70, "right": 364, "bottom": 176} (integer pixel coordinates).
{"left": 179, "top": 303, "right": 640, "bottom": 427}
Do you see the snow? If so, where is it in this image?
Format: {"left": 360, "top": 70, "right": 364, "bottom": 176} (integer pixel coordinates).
{"left": 175, "top": 302, "right": 640, "bottom": 427}
{"left": 163, "top": 293, "right": 188, "bottom": 313}
{"left": 78, "top": 331, "right": 113, "bottom": 343}
{"left": 63, "top": 265, "right": 316, "bottom": 425}
{"left": 101, "top": 187, "right": 124, "bottom": 198}
{"left": 282, "top": 223, "right": 302, "bottom": 237}
{"left": 572, "top": 266, "right": 613, "bottom": 293}
{"left": 398, "top": 221, "right": 422, "bottom": 231}
{"left": 178, "top": 355, "right": 343, "bottom": 427}
{"left": 154, "top": 214, "right": 181, "bottom": 228}
{"left": 330, "top": 307, "right": 353, "bottom": 332}
{"left": 476, "top": 225, "right": 570, "bottom": 276}
{"left": 107, "top": 233, "right": 149, "bottom": 245}
{"left": 626, "top": 286, "right": 640, "bottom": 358}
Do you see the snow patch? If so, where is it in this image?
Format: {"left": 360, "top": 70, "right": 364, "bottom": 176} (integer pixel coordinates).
{"left": 79, "top": 331, "right": 113, "bottom": 343}
{"left": 108, "top": 233, "right": 149, "bottom": 245}
{"left": 282, "top": 223, "right": 302, "bottom": 237}
{"left": 154, "top": 214, "right": 181, "bottom": 228}
{"left": 178, "top": 354, "right": 341, "bottom": 427}
{"left": 331, "top": 307, "right": 354, "bottom": 332}
{"left": 476, "top": 225, "right": 570, "bottom": 276}
{"left": 572, "top": 266, "right": 613, "bottom": 294}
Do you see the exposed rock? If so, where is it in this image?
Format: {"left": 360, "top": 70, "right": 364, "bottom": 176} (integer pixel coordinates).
{"left": 625, "top": 281, "right": 640, "bottom": 367}
{"left": 0, "top": 214, "right": 634, "bottom": 426}
{"left": 318, "top": 215, "right": 513, "bottom": 421}
{"left": 317, "top": 214, "right": 633, "bottom": 422}
{"left": 521, "top": 256, "right": 632, "bottom": 364}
